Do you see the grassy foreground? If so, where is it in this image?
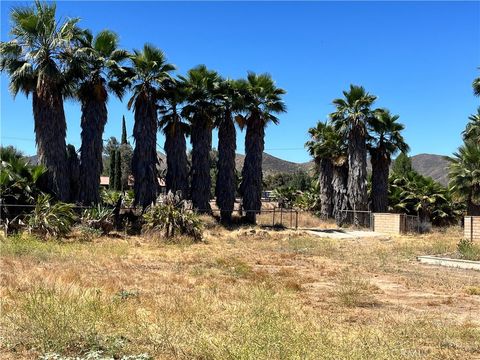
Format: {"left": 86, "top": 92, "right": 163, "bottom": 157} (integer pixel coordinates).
{"left": 1, "top": 225, "right": 479, "bottom": 359}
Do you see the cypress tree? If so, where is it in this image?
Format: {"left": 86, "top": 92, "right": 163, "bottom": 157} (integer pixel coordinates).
{"left": 115, "top": 150, "right": 122, "bottom": 190}
{"left": 121, "top": 116, "right": 128, "bottom": 145}
{"left": 109, "top": 149, "right": 116, "bottom": 190}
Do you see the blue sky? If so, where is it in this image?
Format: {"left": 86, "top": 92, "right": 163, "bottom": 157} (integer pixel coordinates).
{"left": 1, "top": 1, "right": 479, "bottom": 163}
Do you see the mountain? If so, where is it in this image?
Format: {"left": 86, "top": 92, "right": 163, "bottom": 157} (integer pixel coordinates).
{"left": 410, "top": 153, "right": 449, "bottom": 186}
{"left": 26, "top": 152, "right": 450, "bottom": 186}
{"left": 235, "top": 152, "right": 313, "bottom": 175}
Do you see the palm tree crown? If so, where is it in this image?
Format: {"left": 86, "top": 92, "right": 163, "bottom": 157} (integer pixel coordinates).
{"left": 448, "top": 140, "right": 480, "bottom": 215}
{"left": 0, "top": 0, "right": 83, "bottom": 97}
{"left": 463, "top": 107, "right": 480, "bottom": 144}
{"left": 330, "top": 85, "right": 377, "bottom": 134}
{"left": 238, "top": 72, "right": 286, "bottom": 127}
{"left": 368, "top": 109, "right": 409, "bottom": 156}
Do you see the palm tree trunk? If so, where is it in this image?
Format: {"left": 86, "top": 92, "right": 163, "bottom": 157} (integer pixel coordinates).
{"left": 332, "top": 161, "right": 348, "bottom": 226}
{"left": 165, "top": 125, "right": 189, "bottom": 198}
{"left": 79, "top": 97, "right": 107, "bottom": 205}
{"left": 348, "top": 125, "right": 368, "bottom": 226}
{"left": 190, "top": 113, "right": 212, "bottom": 212}
{"left": 216, "top": 109, "right": 236, "bottom": 223}
{"left": 132, "top": 94, "right": 159, "bottom": 208}
{"left": 370, "top": 147, "right": 390, "bottom": 213}
{"left": 241, "top": 115, "right": 264, "bottom": 224}
{"left": 33, "top": 80, "right": 70, "bottom": 202}
{"left": 319, "top": 158, "right": 333, "bottom": 219}
{"left": 66, "top": 144, "right": 80, "bottom": 203}
{"left": 467, "top": 191, "right": 480, "bottom": 216}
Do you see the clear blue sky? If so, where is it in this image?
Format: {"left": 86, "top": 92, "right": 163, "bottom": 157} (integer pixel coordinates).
{"left": 1, "top": 1, "right": 479, "bottom": 163}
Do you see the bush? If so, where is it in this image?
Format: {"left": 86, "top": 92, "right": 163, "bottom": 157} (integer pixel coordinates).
{"left": 457, "top": 238, "right": 480, "bottom": 261}
{"left": 143, "top": 192, "right": 203, "bottom": 241}
{"left": 82, "top": 205, "right": 114, "bottom": 235}
{"left": 26, "top": 194, "right": 76, "bottom": 238}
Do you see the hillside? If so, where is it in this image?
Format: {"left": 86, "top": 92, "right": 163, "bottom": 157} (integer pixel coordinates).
{"left": 410, "top": 154, "right": 449, "bottom": 186}
{"left": 235, "top": 152, "right": 313, "bottom": 175}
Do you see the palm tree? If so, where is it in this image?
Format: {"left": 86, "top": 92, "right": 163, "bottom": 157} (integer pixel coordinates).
{"left": 306, "top": 121, "right": 348, "bottom": 224}
{"left": 463, "top": 107, "right": 480, "bottom": 144}
{"left": 448, "top": 141, "right": 480, "bottom": 216}
{"left": 473, "top": 73, "right": 480, "bottom": 97}
{"left": 306, "top": 122, "right": 333, "bottom": 219}
{"left": 127, "top": 44, "right": 175, "bottom": 207}
{"left": 0, "top": 1, "right": 83, "bottom": 201}
{"left": 76, "top": 30, "right": 130, "bottom": 205}
{"left": 181, "top": 65, "right": 220, "bottom": 213}
{"left": 214, "top": 79, "right": 244, "bottom": 223}
{"left": 239, "top": 72, "right": 286, "bottom": 223}
{"left": 368, "top": 109, "right": 409, "bottom": 212}
{"left": 330, "top": 85, "right": 376, "bottom": 226}
{"left": 158, "top": 78, "right": 190, "bottom": 198}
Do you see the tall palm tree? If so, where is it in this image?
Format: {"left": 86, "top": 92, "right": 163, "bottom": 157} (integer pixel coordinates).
{"left": 368, "top": 109, "right": 409, "bottom": 212}
{"left": 0, "top": 1, "right": 83, "bottom": 201}
{"left": 215, "top": 78, "right": 243, "bottom": 223}
{"left": 76, "top": 30, "right": 130, "bottom": 205}
{"left": 330, "top": 85, "right": 376, "bottom": 226}
{"left": 239, "top": 72, "right": 286, "bottom": 223}
{"left": 127, "top": 44, "right": 175, "bottom": 207}
{"left": 463, "top": 107, "right": 480, "bottom": 144}
{"left": 306, "top": 121, "right": 348, "bottom": 224}
{"left": 158, "top": 78, "right": 190, "bottom": 198}
{"left": 181, "top": 65, "right": 220, "bottom": 213}
{"left": 306, "top": 122, "right": 333, "bottom": 219}
{"left": 448, "top": 141, "right": 480, "bottom": 216}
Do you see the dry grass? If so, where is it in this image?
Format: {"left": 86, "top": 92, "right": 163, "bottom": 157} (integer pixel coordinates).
{"left": 1, "top": 225, "right": 479, "bottom": 359}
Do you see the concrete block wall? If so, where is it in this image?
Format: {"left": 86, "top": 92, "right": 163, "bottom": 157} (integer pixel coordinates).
{"left": 373, "top": 213, "right": 406, "bottom": 235}
{"left": 464, "top": 216, "right": 480, "bottom": 242}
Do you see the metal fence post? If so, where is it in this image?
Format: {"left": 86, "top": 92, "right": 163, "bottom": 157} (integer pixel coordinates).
{"left": 273, "top": 207, "right": 276, "bottom": 227}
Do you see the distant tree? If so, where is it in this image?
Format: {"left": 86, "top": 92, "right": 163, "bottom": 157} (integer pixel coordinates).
{"left": 392, "top": 152, "right": 413, "bottom": 176}
{"left": 109, "top": 149, "right": 116, "bottom": 190}
{"left": 121, "top": 115, "right": 128, "bottom": 145}
{"left": 114, "top": 149, "right": 122, "bottom": 190}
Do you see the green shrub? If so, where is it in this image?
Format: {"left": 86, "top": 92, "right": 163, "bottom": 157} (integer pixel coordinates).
{"left": 26, "top": 194, "right": 76, "bottom": 238}
{"left": 143, "top": 192, "right": 203, "bottom": 241}
{"left": 457, "top": 238, "right": 480, "bottom": 261}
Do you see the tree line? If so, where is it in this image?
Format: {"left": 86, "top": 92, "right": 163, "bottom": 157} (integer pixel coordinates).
{"left": 0, "top": 1, "right": 286, "bottom": 224}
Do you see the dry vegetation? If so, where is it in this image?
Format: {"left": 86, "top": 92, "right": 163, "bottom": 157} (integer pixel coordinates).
{"left": 1, "top": 224, "right": 479, "bottom": 359}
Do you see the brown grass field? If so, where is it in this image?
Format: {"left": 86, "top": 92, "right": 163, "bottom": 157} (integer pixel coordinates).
{"left": 1, "top": 223, "right": 479, "bottom": 359}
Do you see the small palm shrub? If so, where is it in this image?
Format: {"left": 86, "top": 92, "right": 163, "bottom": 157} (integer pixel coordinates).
{"left": 143, "top": 192, "right": 203, "bottom": 241}
{"left": 26, "top": 194, "right": 76, "bottom": 238}
{"left": 82, "top": 205, "right": 114, "bottom": 235}
{"left": 101, "top": 189, "right": 122, "bottom": 206}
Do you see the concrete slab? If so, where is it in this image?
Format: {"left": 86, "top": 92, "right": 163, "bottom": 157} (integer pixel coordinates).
{"left": 306, "top": 229, "right": 386, "bottom": 239}
{"left": 418, "top": 256, "right": 480, "bottom": 271}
